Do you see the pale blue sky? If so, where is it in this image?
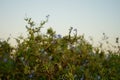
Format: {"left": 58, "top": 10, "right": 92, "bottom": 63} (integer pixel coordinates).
{"left": 0, "top": 0, "right": 120, "bottom": 44}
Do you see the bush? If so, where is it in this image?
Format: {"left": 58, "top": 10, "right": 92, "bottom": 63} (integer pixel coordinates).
{"left": 0, "top": 16, "right": 120, "bottom": 80}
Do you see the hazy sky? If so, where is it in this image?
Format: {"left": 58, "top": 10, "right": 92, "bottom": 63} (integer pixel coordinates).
{"left": 0, "top": 0, "right": 120, "bottom": 44}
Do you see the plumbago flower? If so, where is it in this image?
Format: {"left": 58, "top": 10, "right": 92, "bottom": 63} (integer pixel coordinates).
{"left": 28, "top": 73, "right": 33, "bottom": 78}
{"left": 28, "top": 70, "right": 35, "bottom": 78}
{"left": 53, "top": 34, "right": 62, "bottom": 39}
{"left": 97, "top": 75, "right": 101, "bottom": 80}
{"left": 67, "top": 43, "right": 76, "bottom": 50}
{"left": 28, "top": 74, "right": 33, "bottom": 78}
{"left": 80, "top": 74, "right": 84, "bottom": 80}
{"left": 57, "top": 34, "right": 62, "bottom": 38}
{"left": 3, "top": 58, "right": 8, "bottom": 62}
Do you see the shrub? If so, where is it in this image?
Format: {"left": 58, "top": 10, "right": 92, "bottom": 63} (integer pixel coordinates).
{"left": 0, "top": 16, "right": 120, "bottom": 80}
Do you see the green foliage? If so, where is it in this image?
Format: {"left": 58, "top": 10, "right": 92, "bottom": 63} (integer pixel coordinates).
{"left": 0, "top": 17, "right": 120, "bottom": 80}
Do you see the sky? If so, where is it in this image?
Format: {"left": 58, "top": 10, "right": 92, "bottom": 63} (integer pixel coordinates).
{"left": 0, "top": 0, "right": 120, "bottom": 45}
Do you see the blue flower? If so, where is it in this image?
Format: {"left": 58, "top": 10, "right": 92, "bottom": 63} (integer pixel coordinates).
{"left": 80, "top": 74, "right": 84, "bottom": 80}
{"left": 57, "top": 34, "right": 62, "bottom": 38}
{"left": 3, "top": 58, "right": 8, "bottom": 62}
{"left": 67, "top": 43, "right": 75, "bottom": 50}
{"left": 80, "top": 77, "right": 84, "bottom": 80}
{"left": 53, "top": 34, "right": 62, "bottom": 39}
{"left": 28, "top": 70, "right": 35, "bottom": 78}
{"left": 97, "top": 75, "right": 101, "bottom": 80}
{"left": 28, "top": 74, "right": 33, "bottom": 78}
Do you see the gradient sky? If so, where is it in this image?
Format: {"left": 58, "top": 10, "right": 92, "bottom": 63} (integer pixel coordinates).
{"left": 0, "top": 0, "right": 120, "bottom": 44}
